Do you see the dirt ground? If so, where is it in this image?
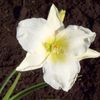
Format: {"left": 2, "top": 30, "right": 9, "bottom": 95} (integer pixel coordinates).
{"left": 0, "top": 0, "right": 100, "bottom": 100}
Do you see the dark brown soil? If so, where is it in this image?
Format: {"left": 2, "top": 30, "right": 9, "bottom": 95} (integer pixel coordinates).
{"left": 0, "top": 0, "right": 100, "bottom": 100}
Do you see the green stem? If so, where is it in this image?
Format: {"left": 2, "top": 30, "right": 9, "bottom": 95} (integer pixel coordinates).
{"left": 10, "top": 82, "right": 47, "bottom": 100}
{"left": 0, "top": 69, "right": 16, "bottom": 94}
{"left": 3, "top": 73, "right": 21, "bottom": 100}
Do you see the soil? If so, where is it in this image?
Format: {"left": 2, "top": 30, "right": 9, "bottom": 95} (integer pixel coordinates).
{"left": 0, "top": 0, "right": 100, "bottom": 100}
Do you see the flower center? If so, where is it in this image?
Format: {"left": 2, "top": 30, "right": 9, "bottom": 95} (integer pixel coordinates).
{"left": 43, "top": 35, "right": 68, "bottom": 63}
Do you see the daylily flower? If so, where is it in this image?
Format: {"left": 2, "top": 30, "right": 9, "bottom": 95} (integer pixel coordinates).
{"left": 16, "top": 4, "right": 100, "bottom": 92}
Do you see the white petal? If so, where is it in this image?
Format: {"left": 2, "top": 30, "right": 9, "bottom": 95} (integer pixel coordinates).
{"left": 16, "top": 51, "right": 46, "bottom": 71}
{"left": 77, "top": 49, "right": 100, "bottom": 61}
{"left": 58, "top": 25, "right": 96, "bottom": 57}
{"left": 43, "top": 58, "right": 80, "bottom": 91}
{"left": 47, "top": 4, "right": 64, "bottom": 31}
{"left": 17, "top": 18, "right": 53, "bottom": 53}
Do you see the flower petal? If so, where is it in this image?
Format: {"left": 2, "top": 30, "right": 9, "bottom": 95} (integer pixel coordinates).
{"left": 77, "top": 48, "right": 100, "bottom": 61}
{"left": 17, "top": 18, "right": 53, "bottom": 53}
{"left": 58, "top": 25, "right": 96, "bottom": 57}
{"left": 47, "top": 4, "right": 64, "bottom": 31}
{"left": 58, "top": 10, "right": 66, "bottom": 22}
{"left": 43, "top": 58, "right": 80, "bottom": 91}
{"left": 16, "top": 51, "right": 47, "bottom": 71}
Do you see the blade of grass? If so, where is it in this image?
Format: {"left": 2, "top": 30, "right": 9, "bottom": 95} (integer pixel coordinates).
{"left": 3, "top": 73, "right": 21, "bottom": 100}
{"left": 10, "top": 82, "right": 48, "bottom": 100}
{"left": 0, "top": 69, "right": 16, "bottom": 94}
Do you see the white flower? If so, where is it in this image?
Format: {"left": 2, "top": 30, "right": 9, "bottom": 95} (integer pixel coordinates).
{"left": 16, "top": 4, "right": 100, "bottom": 92}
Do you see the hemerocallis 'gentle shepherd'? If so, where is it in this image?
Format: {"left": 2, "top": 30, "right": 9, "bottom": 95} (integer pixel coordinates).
{"left": 16, "top": 4, "right": 100, "bottom": 92}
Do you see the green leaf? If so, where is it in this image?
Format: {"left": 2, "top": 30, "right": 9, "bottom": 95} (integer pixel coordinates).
{"left": 0, "top": 69, "right": 16, "bottom": 94}
{"left": 10, "top": 82, "right": 47, "bottom": 100}
{"left": 3, "top": 73, "right": 21, "bottom": 100}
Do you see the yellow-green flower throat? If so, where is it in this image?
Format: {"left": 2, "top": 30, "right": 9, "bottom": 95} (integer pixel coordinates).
{"left": 43, "top": 35, "right": 68, "bottom": 63}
